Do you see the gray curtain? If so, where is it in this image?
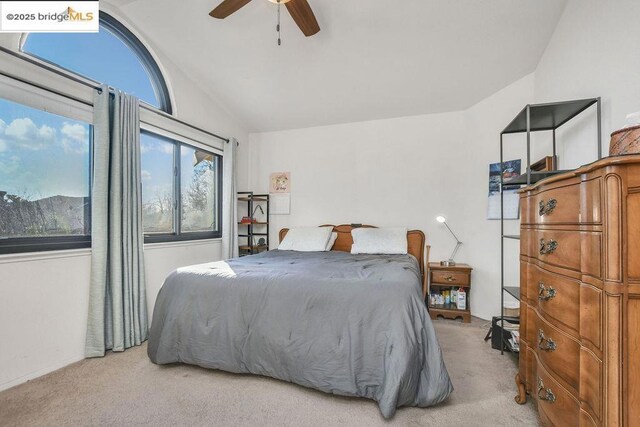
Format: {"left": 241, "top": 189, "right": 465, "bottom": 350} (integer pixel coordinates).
{"left": 221, "top": 138, "right": 239, "bottom": 259}
{"left": 85, "top": 84, "right": 148, "bottom": 357}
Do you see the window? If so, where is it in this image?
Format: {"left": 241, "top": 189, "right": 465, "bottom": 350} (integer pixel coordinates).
{"left": 0, "top": 97, "right": 91, "bottom": 254}
{"left": 141, "top": 131, "right": 222, "bottom": 242}
{"left": 0, "top": 14, "right": 223, "bottom": 253}
{"left": 22, "top": 12, "right": 171, "bottom": 113}
{"left": 180, "top": 145, "right": 218, "bottom": 233}
{"left": 141, "top": 133, "right": 174, "bottom": 234}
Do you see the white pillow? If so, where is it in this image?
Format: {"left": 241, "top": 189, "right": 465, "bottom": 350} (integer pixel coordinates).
{"left": 351, "top": 227, "right": 408, "bottom": 254}
{"left": 278, "top": 227, "right": 333, "bottom": 252}
{"left": 324, "top": 232, "right": 338, "bottom": 251}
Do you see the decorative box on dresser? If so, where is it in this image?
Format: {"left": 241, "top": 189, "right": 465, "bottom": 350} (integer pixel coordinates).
{"left": 515, "top": 155, "right": 640, "bottom": 426}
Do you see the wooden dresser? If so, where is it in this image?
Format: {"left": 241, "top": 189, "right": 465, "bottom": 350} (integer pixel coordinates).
{"left": 516, "top": 155, "right": 640, "bottom": 426}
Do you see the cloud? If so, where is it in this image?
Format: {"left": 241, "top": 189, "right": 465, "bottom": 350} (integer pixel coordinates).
{"left": 1, "top": 117, "right": 56, "bottom": 150}
{"left": 61, "top": 123, "right": 87, "bottom": 142}
{"left": 141, "top": 139, "right": 173, "bottom": 155}
{"left": 60, "top": 122, "right": 89, "bottom": 153}
{"left": 141, "top": 170, "right": 152, "bottom": 181}
{"left": 0, "top": 117, "right": 90, "bottom": 154}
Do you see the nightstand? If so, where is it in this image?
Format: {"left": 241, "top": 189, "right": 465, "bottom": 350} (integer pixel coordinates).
{"left": 428, "top": 263, "right": 472, "bottom": 323}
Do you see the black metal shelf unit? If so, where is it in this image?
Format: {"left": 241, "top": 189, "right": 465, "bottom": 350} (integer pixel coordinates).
{"left": 237, "top": 191, "right": 270, "bottom": 256}
{"left": 498, "top": 97, "right": 602, "bottom": 354}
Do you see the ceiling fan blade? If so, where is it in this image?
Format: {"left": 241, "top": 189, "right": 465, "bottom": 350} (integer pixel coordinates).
{"left": 209, "top": 0, "right": 253, "bottom": 19}
{"left": 285, "top": 0, "right": 320, "bottom": 37}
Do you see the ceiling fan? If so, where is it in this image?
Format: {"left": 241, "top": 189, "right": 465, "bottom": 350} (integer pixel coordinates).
{"left": 209, "top": 0, "right": 320, "bottom": 37}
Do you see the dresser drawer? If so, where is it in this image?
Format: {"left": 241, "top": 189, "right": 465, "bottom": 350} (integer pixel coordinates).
{"left": 523, "top": 229, "right": 602, "bottom": 278}
{"left": 430, "top": 270, "right": 469, "bottom": 286}
{"left": 535, "top": 361, "right": 580, "bottom": 427}
{"left": 523, "top": 178, "right": 601, "bottom": 225}
{"left": 534, "top": 229, "right": 582, "bottom": 271}
{"left": 531, "top": 183, "right": 581, "bottom": 224}
{"left": 528, "top": 265, "right": 580, "bottom": 336}
{"left": 535, "top": 311, "right": 580, "bottom": 393}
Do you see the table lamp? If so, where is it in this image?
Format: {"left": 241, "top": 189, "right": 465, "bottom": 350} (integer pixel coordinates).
{"left": 436, "top": 215, "right": 462, "bottom": 266}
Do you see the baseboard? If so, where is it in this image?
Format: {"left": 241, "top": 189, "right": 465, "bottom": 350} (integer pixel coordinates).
{"left": 0, "top": 355, "right": 84, "bottom": 392}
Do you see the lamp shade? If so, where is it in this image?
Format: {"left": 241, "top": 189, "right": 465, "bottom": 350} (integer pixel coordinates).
{"left": 436, "top": 216, "right": 447, "bottom": 223}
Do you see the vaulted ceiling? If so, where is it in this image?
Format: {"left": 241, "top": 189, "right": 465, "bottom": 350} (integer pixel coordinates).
{"left": 106, "top": 0, "right": 567, "bottom": 132}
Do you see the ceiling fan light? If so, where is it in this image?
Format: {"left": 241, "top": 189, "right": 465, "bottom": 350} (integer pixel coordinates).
{"left": 268, "top": 0, "right": 292, "bottom": 3}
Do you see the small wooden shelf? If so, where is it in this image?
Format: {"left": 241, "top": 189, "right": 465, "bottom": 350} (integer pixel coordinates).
{"left": 431, "top": 303, "right": 465, "bottom": 311}
{"left": 428, "top": 263, "right": 472, "bottom": 323}
{"left": 239, "top": 245, "right": 268, "bottom": 251}
{"left": 238, "top": 221, "right": 268, "bottom": 225}
{"left": 429, "top": 306, "right": 469, "bottom": 323}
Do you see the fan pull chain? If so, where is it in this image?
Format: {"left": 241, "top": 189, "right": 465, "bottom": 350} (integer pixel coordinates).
{"left": 276, "top": 0, "right": 281, "bottom": 46}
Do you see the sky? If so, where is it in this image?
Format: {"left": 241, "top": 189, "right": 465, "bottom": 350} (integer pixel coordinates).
{"left": 23, "top": 28, "right": 158, "bottom": 106}
{"left": 0, "top": 26, "right": 162, "bottom": 201}
{"left": 140, "top": 132, "right": 173, "bottom": 205}
{"left": 0, "top": 98, "right": 90, "bottom": 199}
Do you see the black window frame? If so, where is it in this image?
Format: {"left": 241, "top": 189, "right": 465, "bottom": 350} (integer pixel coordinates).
{"left": 21, "top": 11, "right": 172, "bottom": 114}
{"left": 141, "top": 130, "right": 223, "bottom": 244}
{"left": 0, "top": 112, "right": 93, "bottom": 255}
{"left": 0, "top": 13, "right": 177, "bottom": 255}
{"left": 99, "top": 12, "right": 172, "bottom": 114}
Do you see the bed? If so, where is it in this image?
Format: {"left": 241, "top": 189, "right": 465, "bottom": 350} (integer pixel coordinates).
{"left": 147, "top": 224, "right": 453, "bottom": 418}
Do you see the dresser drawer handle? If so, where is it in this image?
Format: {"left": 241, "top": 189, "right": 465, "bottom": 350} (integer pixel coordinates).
{"left": 443, "top": 275, "right": 456, "bottom": 282}
{"left": 538, "top": 282, "right": 557, "bottom": 301}
{"left": 539, "top": 239, "right": 558, "bottom": 255}
{"left": 538, "top": 329, "right": 557, "bottom": 352}
{"left": 538, "top": 199, "right": 557, "bottom": 216}
{"left": 537, "top": 378, "right": 556, "bottom": 403}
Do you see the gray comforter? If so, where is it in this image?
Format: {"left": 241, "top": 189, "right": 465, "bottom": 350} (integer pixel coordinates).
{"left": 147, "top": 250, "right": 453, "bottom": 418}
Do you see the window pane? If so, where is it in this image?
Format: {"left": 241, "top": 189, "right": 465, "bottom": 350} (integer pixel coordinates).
{"left": 180, "top": 145, "right": 217, "bottom": 233}
{"left": 0, "top": 98, "right": 90, "bottom": 238}
{"left": 23, "top": 27, "right": 159, "bottom": 108}
{"left": 141, "top": 133, "right": 174, "bottom": 234}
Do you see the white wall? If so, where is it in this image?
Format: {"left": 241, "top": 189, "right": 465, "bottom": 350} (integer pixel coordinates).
{"left": 0, "top": 11, "right": 249, "bottom": 390}
{"left": 533, "top": 0, "right": 640, "bottom": 168}
{"left": 243, "top": 0, "right": 640, "bottom": 322}
{"left": 246, "top": 74, "right": 535, "bottom": 321}
{"left": 0, "top": 251, "right": 91, "bottom": 390}
{"left": 0, "top": 240, "right": 222, "bottom": 390}
{"left": 3, "top": 0, "right": 638, "bottom": 392}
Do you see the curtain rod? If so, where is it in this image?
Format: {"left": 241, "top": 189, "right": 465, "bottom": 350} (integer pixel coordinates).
{"left": 0, "top": 45, "right": 232, "bottom": 144}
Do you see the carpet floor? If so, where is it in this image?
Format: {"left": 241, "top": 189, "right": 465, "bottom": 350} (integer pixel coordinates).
{"left": 0, "top": 319, "right": 539, "bottom": 426}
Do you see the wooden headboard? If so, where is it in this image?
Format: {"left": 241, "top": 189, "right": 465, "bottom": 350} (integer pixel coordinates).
{"left": 278, "top": 224, "right": 430, "bottom": 297}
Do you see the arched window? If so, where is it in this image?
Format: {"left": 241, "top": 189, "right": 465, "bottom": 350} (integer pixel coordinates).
{"left": 0, "top": 13, "right": 222, "bottom": 254}
{"left": 21, "top": 12, "right": 172, "bottom": 113}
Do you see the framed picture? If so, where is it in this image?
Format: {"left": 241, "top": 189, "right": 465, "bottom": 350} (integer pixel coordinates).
{"left": 269, "top": 172, "right": 290, "bottom": 193}
{"left": 531, "top": 156, "right": 556, "bottom": 172}
{"left": 487, "top": 159, "right": 521, "bottom": 220}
